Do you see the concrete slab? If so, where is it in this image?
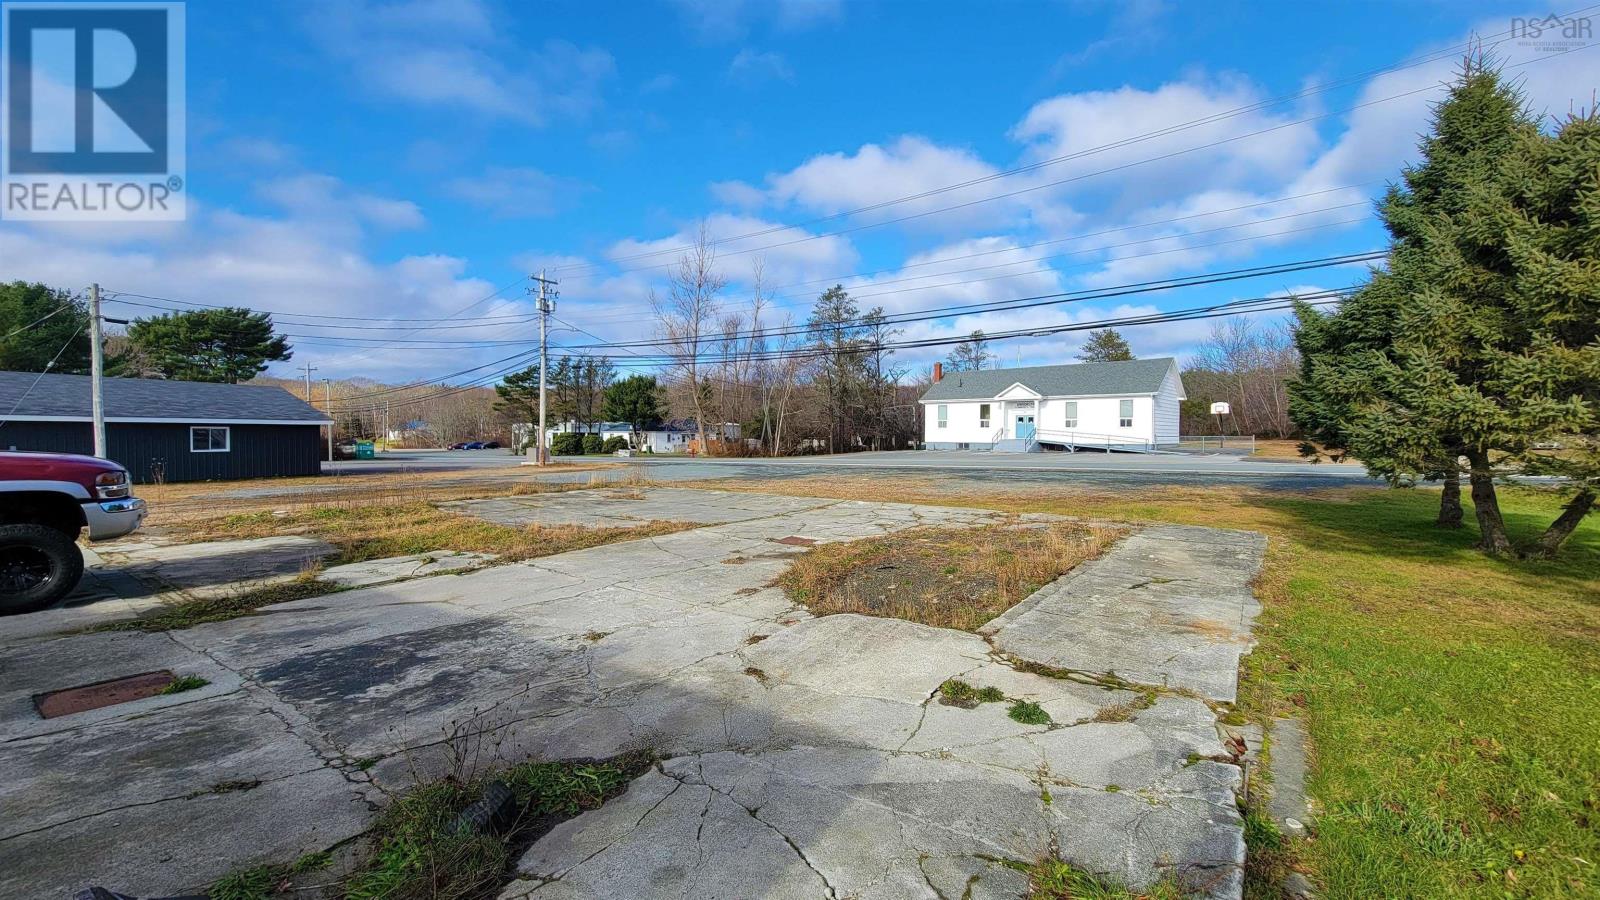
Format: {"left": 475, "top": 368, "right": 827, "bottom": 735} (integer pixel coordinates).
{"left": 109, "top": 535, "right": 337, "bottom": 599}
{"left": 984, "top": 525, "right": 1267, "bottom": 702}
{"left": 1, "top": 487, "right": 1265, "bottom": 899}
{"left": 320, "top": 550, "right": 496, "bottom": 587}
{"left": 442, "top": 487, "right": 838, "bottom": 529}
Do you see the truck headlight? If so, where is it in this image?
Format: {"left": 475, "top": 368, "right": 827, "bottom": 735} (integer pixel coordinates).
{"left": 95, "top": 470, "right": 130, "bottom": 499}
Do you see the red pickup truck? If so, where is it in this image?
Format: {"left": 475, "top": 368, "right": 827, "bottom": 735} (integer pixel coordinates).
{"left": 1, "top": 451, "right": 147, "bottom": 615}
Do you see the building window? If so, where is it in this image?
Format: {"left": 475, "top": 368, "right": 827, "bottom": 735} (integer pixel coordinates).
{"left": 1118, "top": 399, "right": 1134, "bottom": 428}
{"left": 936, "top": 405, "right": 948, "bottom": 428}
{"left": 978, "top": 403, "right": 991, "bottom": 429}
{"left": 190, "top": 426, "right": 230, "bottom": 453}
{"left": 1064, "top": 401, "right": 1078, "bottom": 429}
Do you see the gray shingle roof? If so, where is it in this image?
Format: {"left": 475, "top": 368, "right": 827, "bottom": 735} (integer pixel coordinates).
{"left": 0, "top": 371, "right": 331, "bottom": 422}
{"left": 920, "top": 358, "right": 1176, "bottom": 402}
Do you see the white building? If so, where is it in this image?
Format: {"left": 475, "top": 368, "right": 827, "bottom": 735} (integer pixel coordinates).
{"left": 919, "top": 358, "right": 1184, "bottom": 452}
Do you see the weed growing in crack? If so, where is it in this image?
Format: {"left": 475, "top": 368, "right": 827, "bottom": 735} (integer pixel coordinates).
{"left": 158, "top": 674, "right": 209, "bottom": 694}
{"left": 209, "top": 850, "right": 332, "bottom": 900}
{"left": 343, "top": 751, "right": 652, "bottom": 900}
{"left": 1238, "top": 782, "right": 1300, "bottom": 896}
{"left": 1020, "top": 856, "right": 1186, "bottom": 899}
{"left": 90, "top": 580, "right": 345, "bottom": 633}
{"left": 744, "top": 666, "right": 771, "bottom": 685}
{"left": 1008, "top": 700, "right": 1051, "bottom": 726}
{"left": 1091, "top": 692, "right": 1155, "bottom": 723}
{"left": 938, "top": 678, "right": 1006, "bottom": 708}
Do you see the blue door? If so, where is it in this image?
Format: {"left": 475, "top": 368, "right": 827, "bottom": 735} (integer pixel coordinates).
{"left": 1016, "top": 415, "right": 1036, "bottom": 440}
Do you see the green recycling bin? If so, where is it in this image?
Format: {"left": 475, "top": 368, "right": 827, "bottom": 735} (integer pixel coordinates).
{"left": 355, "top": 441, "right": 376, "bottom": 459}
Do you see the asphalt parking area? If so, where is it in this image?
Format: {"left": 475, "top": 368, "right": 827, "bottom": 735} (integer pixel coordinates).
{"left": 0, "top": 488, "right": 1265, "bottom": 899}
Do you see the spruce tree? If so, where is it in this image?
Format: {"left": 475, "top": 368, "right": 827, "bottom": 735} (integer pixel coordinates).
{"left": 1294, "top": 59, "right": 1598, "bottom": 556}
{"left": 1077, "top": 328, "right": 1135, "bottom": 362}
{"left": 1291, "top": 58, "right": 1539, "bottom": 537}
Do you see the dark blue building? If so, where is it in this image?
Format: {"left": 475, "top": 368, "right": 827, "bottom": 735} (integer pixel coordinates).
{"left": 0, "top": 371, "right": 332, "bottom": 483}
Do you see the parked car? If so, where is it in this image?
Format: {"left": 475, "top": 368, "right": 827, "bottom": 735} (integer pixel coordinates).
{"left": 482, "top": 441, "right": 501, "bottom": 449}
{"left": 1, "top": 451, "right": 147, "bottom": 614}
{"left": 448, "top": 442, "right": 470, "bottom": 450}
{"left": 464, "top": 441, "right": 486, "bottom": 450}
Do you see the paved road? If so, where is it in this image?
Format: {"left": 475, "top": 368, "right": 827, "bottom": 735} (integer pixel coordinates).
{"left": 326, "top": 448, "right": 1378, "bottom": 491}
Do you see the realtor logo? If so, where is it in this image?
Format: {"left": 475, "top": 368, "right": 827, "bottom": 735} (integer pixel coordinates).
{"left": 2, "top": 1, "right": 185, "bottom": 220}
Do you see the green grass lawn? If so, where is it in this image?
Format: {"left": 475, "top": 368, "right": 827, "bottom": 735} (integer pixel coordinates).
{"left": 696, "top": 476, "right": 1600, "bottom": 898}
{"left": 1240, "top": 488, "right": 1600, "bottom": 899}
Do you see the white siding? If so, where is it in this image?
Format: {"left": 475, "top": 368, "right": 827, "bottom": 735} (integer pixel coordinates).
{"left": 1035, "top": 396, "right": 1153, "bottom": 441}
{"left": 925, "top": 395, "right": 1159, "bottom": 446}
{"left": 924, "top": 399, "right": 1000, "bottom": 446}
{"left": 1152, "top": 367, "right": 1183, "bottom": 444}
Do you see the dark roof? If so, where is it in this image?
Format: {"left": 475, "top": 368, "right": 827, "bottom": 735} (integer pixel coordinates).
{"left": 920, "top": 358, "right": 1177, "bottom": 402}
{"left": 0, "top": 371, "right": 331, "bottom": 423}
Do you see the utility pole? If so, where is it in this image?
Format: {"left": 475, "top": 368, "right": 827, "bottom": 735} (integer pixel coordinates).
{"left": 89, "top": 283, "right": 106, "bottom": 457}
{"left": 323, "top": 379, "right": 333, "bottom": 461}
{"left": 529, "top": 269, "right": 558, "bottom": 465}
{"left": 300, "top": 362, "right": 318, "bottom": 401}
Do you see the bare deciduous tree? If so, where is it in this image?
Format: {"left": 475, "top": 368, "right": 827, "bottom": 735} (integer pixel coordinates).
{"left": 1185, "top": 318, "right": 1300, "bottom": 438}
{"left": 652, "top": 224, "right": 726, "bottom": 453}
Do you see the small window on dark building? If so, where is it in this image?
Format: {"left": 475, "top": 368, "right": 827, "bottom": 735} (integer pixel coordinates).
{"left": 190, "top": 426, "right": 231, "bottom": 453}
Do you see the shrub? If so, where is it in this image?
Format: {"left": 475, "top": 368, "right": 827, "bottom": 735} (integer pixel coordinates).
{"left": 551, "top": 433, "right": 583, "bottom": 456}
{"left": 601, "top": 435, "right": 629, "bottom": 453}
{"left": 581, "top": 434, "right": 604, "bottom": 455}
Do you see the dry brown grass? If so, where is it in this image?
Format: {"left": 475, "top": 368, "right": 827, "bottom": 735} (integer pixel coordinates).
{"left": 776, "top": 521, "right": 1119, "bottom": 632}
{"left": 174, "top": 500, "right": 693, "bottom": 566}
{"left": 138, "top": 461, "right": 625, "bottom": 530}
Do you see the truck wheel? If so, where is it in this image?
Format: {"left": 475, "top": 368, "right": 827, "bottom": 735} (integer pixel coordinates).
{"left": 0, "top": 525, "right": 84, "bottom": 615}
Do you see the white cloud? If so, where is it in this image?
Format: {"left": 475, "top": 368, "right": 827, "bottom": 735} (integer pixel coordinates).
{"left": 1010, "top": 76, "right": 1323, "bottom": 215}
{"left": 255, "top": 174, "right": 426, "bottom": 234}
{"left": 727, "top": 49, "right": 795, "bottom": 86}
{"left": 709, "top": 179, "right": 768, "bottom": 209}
{"left": 606, "top": 213, "right": 860, "bottom": 289}
{"left": 0, "top": 176, "right": 516, "bottom": 383}
{"left": 760, "top": 136, "right": 1060, "bottom": 233}
{"left": 442, "top": 167, "right": 587, "bottom": 219}
{"left": 303, "top": 1, "right": 614, "bottom": 124}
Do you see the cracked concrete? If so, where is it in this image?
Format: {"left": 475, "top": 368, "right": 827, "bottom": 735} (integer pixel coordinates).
{"left": 0, "top": 487, "right": 1263, "bottom": 899}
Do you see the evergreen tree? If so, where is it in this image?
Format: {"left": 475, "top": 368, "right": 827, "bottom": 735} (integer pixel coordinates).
{"left": 807, "top": 285, "right": 871, "bottom": 452}
{"left": 126, "top": 307, "right": 291, "bottom": 383}
{"left": 602, "top": 374, "right": 663, "bottom": 448}
{"left": 1076, "top": 328, "right": 1135, "bottom": 362}
{"left": 945, "top": 330, "right": 993, "bottom": 371}
{"left": 0, "top": 282, "right": 91, "bottom": 374}
{"left": 1293, "top": 59, "right": 1598, "bottom": 556}
{"left": 494, "top": 364, "right": 544, "bottom": 425}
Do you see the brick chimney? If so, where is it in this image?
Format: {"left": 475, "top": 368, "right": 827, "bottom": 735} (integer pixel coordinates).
{"left": 932, "top": 362, "right": 943, "bottom": 383}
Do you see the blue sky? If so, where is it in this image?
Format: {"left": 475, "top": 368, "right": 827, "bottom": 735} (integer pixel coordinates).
{"left": 5, "top": 0, "right": 1598, "bottom": 382}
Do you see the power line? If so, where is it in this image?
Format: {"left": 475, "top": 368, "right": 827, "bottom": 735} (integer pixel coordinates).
{"left": 101, "top": 297, "right": 545, "bottom": 332}
{"left": 101, "top": 277, "right": 534, "bottom": 323}
{"left": 540, "top": 251, "right": 1385, "bottom": 353}
{"left": 556, "top": 23, "right": 1599, "bottom": 278}
{"left": 0, "top": 301, "right": 76, "bottom": 341}
{"left": 552, "top": 290, "right": 1354, "bottom": 368}
{"left": 564, "top": 198, "right": 1377, "bottom": 328}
